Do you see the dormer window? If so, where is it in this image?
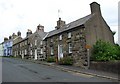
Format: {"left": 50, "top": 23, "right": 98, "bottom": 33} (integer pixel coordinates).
{"left": 59, "top": 35, "right": 62, "bottom": 40}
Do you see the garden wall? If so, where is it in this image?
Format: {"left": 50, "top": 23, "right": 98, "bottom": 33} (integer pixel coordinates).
{"left": 90, "top": 61, "right": 120, "bottom": 74}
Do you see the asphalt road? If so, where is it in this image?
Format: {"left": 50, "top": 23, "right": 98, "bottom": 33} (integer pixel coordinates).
{"left": 2, "top": 57, "right": 116, "bottom": 82}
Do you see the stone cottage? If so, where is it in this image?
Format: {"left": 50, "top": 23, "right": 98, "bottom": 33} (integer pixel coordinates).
{"left": 12, "top": 31, "right": 23, "bottom": 57}
{"left": 28, "top": 24, "right": 47, "bottom": 60}
{"left": 44, "top": 2, "right": 114, "bottom": 67}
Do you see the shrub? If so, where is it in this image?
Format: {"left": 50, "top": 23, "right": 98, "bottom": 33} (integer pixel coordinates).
{"left": 92, "top": 40, "right": 120, "bottom": 61}
{"left": 59, "top": 56, "right": 73, "bottom": 65}
{"left": 46, "top": 56, "right": 56, "bottom": 62}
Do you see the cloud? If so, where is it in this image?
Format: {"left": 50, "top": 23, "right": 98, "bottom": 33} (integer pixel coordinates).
{"left": 0, "top": 0, "right": 119, "bottom": 43}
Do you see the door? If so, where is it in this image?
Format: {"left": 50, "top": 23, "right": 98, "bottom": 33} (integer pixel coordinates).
{"left": 22, "top": 50, "right": 24, "bottom": 59}
{"left": 34, "top": 49, "right": 37, "bottom": 60}
{"left": 58, "top": 44, "right": 63, "bottom": 61}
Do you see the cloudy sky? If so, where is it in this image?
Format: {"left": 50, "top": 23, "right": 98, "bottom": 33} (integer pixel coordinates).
{"left": 0, "top": 0, "right": 119, "bottom": 44}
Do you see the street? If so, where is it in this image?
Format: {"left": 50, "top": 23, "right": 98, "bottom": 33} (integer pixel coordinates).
{"left": 2, "top": 57, "right": 116, "bottom": 82}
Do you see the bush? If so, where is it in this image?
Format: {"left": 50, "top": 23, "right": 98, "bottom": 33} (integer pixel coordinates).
{"left": 46, "top": 56, "right": 56, "bottom": 62}
{"left": 92, "top": 40, "right": 120, "bottom": 61}
{"left": 59, "top": 56, "right": 73, "bottom": 65}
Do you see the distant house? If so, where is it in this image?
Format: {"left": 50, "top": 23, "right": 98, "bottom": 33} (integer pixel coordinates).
{"left": 12, "top": 24, "right": 47, "bottom": 60}
{"left": 3, "top": 33, "right": 18, "bottom": 56}
{"left": 12, "top": 31, "right": 22, "bottom": 57}
{"left": 0, "top": 42, "right": 4, "bottom": 56}
{"left": 44, "top": 2, "right": 114, "bottom": 67}
{"left": 28, "top": 24, "right": 47, "bottom": 60}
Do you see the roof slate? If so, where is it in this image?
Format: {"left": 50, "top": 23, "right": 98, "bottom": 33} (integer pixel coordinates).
{"left": 46, "top": 14, "right": 93, "bottom": 38}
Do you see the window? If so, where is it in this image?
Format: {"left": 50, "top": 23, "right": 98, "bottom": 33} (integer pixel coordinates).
{"left": 69, "top": 43, "right": 72, "bottom": 53}
{"left": 25, "top": 49, "right": 27, "bottom": 55}
{"left": 41, "top": 48, "right": 43, "bottom": 54}
{"left": 40, "top": 41, "right": 43, "bottom": 45}
{"left": 30, "top": 43, "right": 32, "bottom": 47}
{"left": 35, "top": 40, "right": 37, "bottom": 45}
{"left": 50, "top": 47, "right": 54, "bottom": 55}
{"left": 30, "top": 50, "right": 32, "bottom": 55}
{"left": 68, "top": 32, "right": 71, "bottom": 38}
{"left": 59, "top": 35, "right": 62, "bottom": 40}
{"left": 20, "top": 51, "right": 21, "bottom": 55}
{"left": 51, "top": 38, "right": 53, "bottom": 42}
{"left": 25, "top": 41, "right": 27, "bottom": 45}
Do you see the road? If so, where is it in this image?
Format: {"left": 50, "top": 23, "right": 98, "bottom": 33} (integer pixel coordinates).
{"left": 2, "top": 57, "right": 116, "bottom": 82}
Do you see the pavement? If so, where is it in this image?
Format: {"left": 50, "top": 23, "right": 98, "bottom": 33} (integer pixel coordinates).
{"left": 18, "top": 58, "right": 120, "bottom": 82}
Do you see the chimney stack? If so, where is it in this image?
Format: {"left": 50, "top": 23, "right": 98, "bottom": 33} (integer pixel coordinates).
{"left": 17, "top": 31, "right": 21, "bottom": 36}
{"left": 9, "top": 36, "right": 12, "bottom": 39}
{"left": 90, "top": 2, "right": 101, "bottom": 15}
{"left": 26, "top": 29, "right": 32, "bottom": 37}
{"left": 55, "top": 18, "right": 66, "bottom": 30}
{"left": 12, "top": 33, "right": 17, "bottom": 39}
{"left": 4, "top": 37, "right": 8, "bottom": 42}
{"left": 37, "top": 24, "right": 44, "bottom": 32}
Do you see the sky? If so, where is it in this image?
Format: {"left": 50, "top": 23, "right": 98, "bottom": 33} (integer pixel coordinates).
{"left": 0, "top": 0, "right": 119, "bottom": 44}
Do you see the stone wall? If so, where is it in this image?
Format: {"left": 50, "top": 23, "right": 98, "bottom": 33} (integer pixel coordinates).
{"left": 46, "top": 25, "right": 87, "bottom": 67}
{"left": 90, "top": 61, "right": 120, "bottom": 74}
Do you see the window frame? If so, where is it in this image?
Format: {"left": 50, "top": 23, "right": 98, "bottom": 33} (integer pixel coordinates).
{"left": 59, "top": 35, "right": 62, "bottom": 40}
{"left": 68, "top": 32, "right": 71, "bottom": 38}
{"left": 69, "top": 43, "right": 72, "bottom": 54}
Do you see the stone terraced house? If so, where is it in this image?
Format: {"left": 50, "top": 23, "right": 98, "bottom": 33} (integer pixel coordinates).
{"left": 12, "top": 2, "right": 114, "bottom": 68}
{"left": 44, "top": 2, "right": 114, "bottom": 67}
{"left": 12, "top": 24, "right": 47, "bottom": 60}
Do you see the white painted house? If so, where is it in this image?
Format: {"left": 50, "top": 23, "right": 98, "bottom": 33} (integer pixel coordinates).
{"left": 0, "top": 43, "right": 4, "bottom": 56}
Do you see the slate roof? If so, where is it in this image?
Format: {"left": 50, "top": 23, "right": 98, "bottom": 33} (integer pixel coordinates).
{"left": 46, "top": 14, "right": 94, "bottom": 38}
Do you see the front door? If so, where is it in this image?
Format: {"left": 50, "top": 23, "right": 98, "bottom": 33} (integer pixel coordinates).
{"left": 34, "top": 49, "right": 37, "bottom": 60}
{"left": 22, "top": 50, "right": 24, "bottom": 59}
{"left": 58, "top": 44, "right": 63, "bottom": 61}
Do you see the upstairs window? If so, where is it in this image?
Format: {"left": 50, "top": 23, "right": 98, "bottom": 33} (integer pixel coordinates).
{"left": 59, "top": 35, "right": 62, "bottom": 40}
{"left": 68, "top": 32, "right": 71, "bottom": 38}
{"left": 51, "top": 38, "right": 53, "bottom": 42}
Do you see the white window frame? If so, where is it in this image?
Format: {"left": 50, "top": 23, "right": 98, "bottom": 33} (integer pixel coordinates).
{"left": 69, "top": 43, "right": 72, "bottom": 53}
{"left": 25, "top": 49, "right": 27, "bottom": 55}
{"left": 30, "top": 50, "right": 32, "bottom": 55}
{"left": 41, "top": 48, "right": 43, "bottom": 54}
{"left": 40, "top": 41, "right": 43, "bottom": 45}
{"left": 68, "top": 32, "right": 71, "bottom": 38}
{"left": 50, "top": 47, "right": 54, "bottom": 55}
{"left": 59, "top": 35, "right": 62, "bottom": 40}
